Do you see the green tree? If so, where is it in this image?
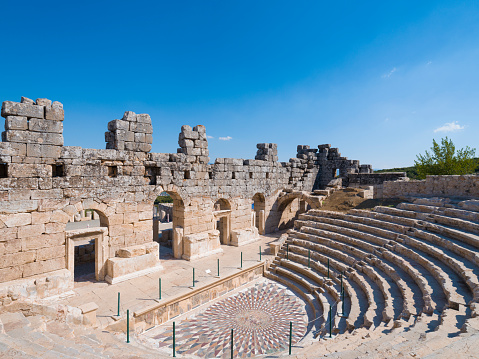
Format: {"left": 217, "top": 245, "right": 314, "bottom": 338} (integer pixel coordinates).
{"left": 414, "top": 137, "right": 476, "bottom": 179}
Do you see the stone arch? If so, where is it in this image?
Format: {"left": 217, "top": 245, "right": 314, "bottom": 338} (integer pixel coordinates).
{"left": 149, "top": 185, "right": 187, "bottom": 259}
{"left": 277, "top": 191, "right": 321, "bottom": 212}
{"left": 214, "top": 198, "right": 231, "bottom": 211}
{"left": 213, "top": 198, "right": 232, "bottom": 245}
{"left": 252, "top": 193, "right": 266, "bottom": 235}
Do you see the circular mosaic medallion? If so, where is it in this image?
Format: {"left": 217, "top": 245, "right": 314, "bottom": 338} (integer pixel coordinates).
{"left": 154, "top": 282, "right": 307, "bottom": 358}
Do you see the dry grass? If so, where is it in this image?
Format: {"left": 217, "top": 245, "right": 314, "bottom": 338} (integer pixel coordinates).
{"left": 320, "top": 188, "right": 405, "bottom": 213}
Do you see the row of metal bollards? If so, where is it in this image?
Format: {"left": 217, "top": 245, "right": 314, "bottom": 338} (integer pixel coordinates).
{"left": 117, "top": 246, "right": 266, "bottom": 346}
{"left": 285, "top": 242, "right": 348, "bottom": 339}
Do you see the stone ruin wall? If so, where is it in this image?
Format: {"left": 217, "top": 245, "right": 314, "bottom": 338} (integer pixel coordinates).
{"left": 382, "top": 174, "right": 479, "bottom": 199}
{"left": 0, "top": 96, "right": 400, "bottom": 294}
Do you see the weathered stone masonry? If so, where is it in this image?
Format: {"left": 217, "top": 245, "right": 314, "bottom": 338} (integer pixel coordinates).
{"left": 0, "top": 96, "right": 402, "bottom": 298}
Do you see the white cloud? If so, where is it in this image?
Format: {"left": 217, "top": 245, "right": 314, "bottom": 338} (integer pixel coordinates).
{"left": 206, "top": 135, "right": 214, "bottom": 139}
{"left": 219, "top": 136, "right": 233, "bottom": 141}
{"left": 433, "top": 121, "right": 465, "bottom": 133}
{"left": 382, "top": 67, "right": 397, "bottom": 78}
{"left": 426, "top": 61, "right": 432, "bottom": 66}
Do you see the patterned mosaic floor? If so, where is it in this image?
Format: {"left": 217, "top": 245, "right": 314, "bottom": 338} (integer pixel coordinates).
{"left": 153, "top": 282, "right": 307, "bottom": 358}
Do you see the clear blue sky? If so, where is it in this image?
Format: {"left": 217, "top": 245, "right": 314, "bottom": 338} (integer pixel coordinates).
{"left": 1, "top": 1, "right": 478, "bottom": 168}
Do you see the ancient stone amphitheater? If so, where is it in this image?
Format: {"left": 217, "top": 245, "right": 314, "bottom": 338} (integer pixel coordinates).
{"left": 0, "top": 96, "right": 478, "bottom": 358}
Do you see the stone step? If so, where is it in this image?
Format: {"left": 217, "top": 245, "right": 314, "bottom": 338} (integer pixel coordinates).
{"left": 296, "top": 216, "right": 469, "bottom": 310}
{"left": 286, "top": 238, "right": 381, "bottom": 328}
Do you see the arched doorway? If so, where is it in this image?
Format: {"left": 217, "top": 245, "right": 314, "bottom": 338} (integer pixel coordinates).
{"left": 213, "top": 199, "right": 231, "bottom": 245}
{"left": 152, "top": 190, "right": 185, "bottom": 259}
{"left": 252, "top": 193, "right": 266, "bottom": 235}
{"left": 65, "top": 209, "right": 109, "bottom": 281}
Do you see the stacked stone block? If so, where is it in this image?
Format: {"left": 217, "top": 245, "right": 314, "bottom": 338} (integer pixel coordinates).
{"left": 296, "top": 145, "right": 317, "bottom": 160}
{"left": 1, "top": 97, "right": 64, "bottom": 162}
{"left": 105, "top": 111, "right": 153, "bottom": 152}
{"left": 0, "top": 95, "right": 407, "bottom": 290}
{"left": 177, "top": 125, "right": 209, "bottom": 164}
{"left": 255, "top": 143, "right": 278, "bottom": 162}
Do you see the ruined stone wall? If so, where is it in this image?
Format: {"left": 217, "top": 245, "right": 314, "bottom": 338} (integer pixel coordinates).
{"left": 382, "top": 175, "right": 479, "bottom": 199}
{"left": 0, "top": 96, "right": 392, "bottom": 287}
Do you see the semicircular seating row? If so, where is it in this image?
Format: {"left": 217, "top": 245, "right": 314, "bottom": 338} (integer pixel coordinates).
{"left": 266, "top": 197, "right": 479, "bottom": 356}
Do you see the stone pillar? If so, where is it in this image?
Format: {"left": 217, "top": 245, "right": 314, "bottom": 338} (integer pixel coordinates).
{"left": 153, "top": 218, "right": 159, "bottom": 242}
{"left": 78, "top": 302, "right": 99, "bottom": 327}
{"left": 173, "top": 227, "right": 184, "bottom": 259}
{"left": 258, "top": 210, "right": 265, "bottom": 235}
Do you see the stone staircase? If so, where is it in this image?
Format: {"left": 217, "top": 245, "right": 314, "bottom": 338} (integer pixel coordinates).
{"left": 267, "top": 197, "right": 479, "bottom": 357}
{"left": 0, "top": 310, "right": 168, "bottom": 358}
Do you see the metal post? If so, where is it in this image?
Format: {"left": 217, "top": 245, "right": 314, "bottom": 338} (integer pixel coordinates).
{"left": 231, "top": 329, "right": 234, "bottom": 359}
{"left": 259, "top": 246, "right": 262, "bottom": 261}
{"left": 329, "top": 306, "right": 332, "bottom": 338}
{"left": 193, "top": 267, "right": 195, "bottom": 287}
{"left": 308, "top": 249, "right": 311, "bottom": 268}
{"left": 289, "top": 321, "right": 292, "bottom": 355}
{"left": 173, "top": 321, "right": 176, "bottom": 357}
{"left": 117, "top": 292, "right": 120, "bottom": 316}
{"left": 240, "top": 252, "right": 243, "bottom": 268}
{"left": 340, "top": 273, "right": 343, "bottom": 314}
{"left": 217, "top": 258, "right": 220, "bottom": 277}
{"left": 126, "top": 309, "right": 130, "bottom": 343}
{"left": 159, "top": 278, "right": 162, "bottom": 300}
{"left": 327, "top": 258, "right": 330, "bottom": 278}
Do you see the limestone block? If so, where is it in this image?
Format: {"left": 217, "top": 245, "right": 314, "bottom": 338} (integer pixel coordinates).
{"left": 21, "top": 97, "right": 35, "bottom": 105}
{"left": 179, "top": 138, "right": 194, "bottom": 148}
{"left": 134, "top": 220, "right": 152, "bottom": 232}
{"left": 0, "top": 266, "right": 22, "bottom": 282}
{"left": 183, "top": 147, "right": 201, "bottom": 156}
{"left": 61, "top": 146, "right": 82, "bottom": 159}
{"left": 0, "top": 200, "right": 38, "bottom": 214}
{"left": 26, "top": 144, "right": 61, "bottom": 158}
{"left": 145, "top": 134, "right": 153, "bottom": 144}
{"left": 18, "top": 224, "right": 45, "bottom": 238}
{"left": 36, "top": 245, "right": 65, "bottom": 261}
{"left": 0, "top": 142, "right": 26, "bottom": 157}
{"left": 31, "top": 212, "right": 52, "bottom": 225}
{"left": 31, "top": 189, "right": 63, "bottom": 200}
{"left": 1, "top": 101, "right": 44, "bottom": 118}
{"left": 193, "top": 125, "right": 206, "bottom": 133}
{"left": 136, "top": 114, "right": 151, "bottom": 124}
{"left": 0, "top": 213, "right": 32, "bottom": 227}
{"left": 22, "top": 257, "right": 65, "bottom": 277}
{"left": 5, "top": 116, "right": 28, "bottom": 130}
{"left": 117, "top": 245, "right": 146, "bottom": 258}
{"left": 114, "top": 129, "right": 134, "bottom": 142}
{"left": 108, "top": 120, "right": 129, "bottom": 132}
{"left": 230, "top": 227, "right": 259, "bottom": 247}
{"left": 122, "top": 111, "right": 137, "bottom": 121}
{"left": 137, "top": 143, "right": 151, "bottom": 152}
{"left": 0, "top": 227, "right": 18, "bottom": 243}
{"left": 134, "top": 132, "right": 146, "bottom": 142}
{"left": 35, "top": 98, "right": 52, "bottom": 107}
{"left": 130, "top": 122, "right": 153, "bottom": 134}
{"left": 78, "top": 302, "right": 98, "bottom": 326}
{"left": 0, "top": 251, "right": 35, "bottom": 268}
{"left": 109, "top": 224, "right": 134, "bottom": 237}
{"left": 179, "top": 130, "right": 199, "bottom": 140}
{"left": 44, "top": 101, "right": 64, "bottom": 121}
{"left": 145, "top": 241, "right": 159, "bottom": 255}
{"left": 106, "top": 252, "right": 159, "bottom": 280}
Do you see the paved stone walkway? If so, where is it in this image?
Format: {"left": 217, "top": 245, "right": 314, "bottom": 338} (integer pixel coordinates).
{"left": 57, "top": 232, "right": 283, "bottom": 328}
{"left": 149, "top": 281, "right": 307, "bottom": 358}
